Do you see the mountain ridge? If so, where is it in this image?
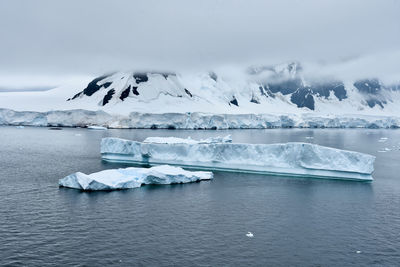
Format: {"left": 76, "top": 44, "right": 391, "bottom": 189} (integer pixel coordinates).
{"left": 66, "top": 62, "right": 400, "bottom": 114}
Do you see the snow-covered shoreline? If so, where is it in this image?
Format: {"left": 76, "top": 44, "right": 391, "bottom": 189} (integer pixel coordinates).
{"left": 1, "top": 108, "right": 399, "bottom": 129}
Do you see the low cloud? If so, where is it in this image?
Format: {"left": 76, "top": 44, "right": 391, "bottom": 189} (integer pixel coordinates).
{"left": 0, "top": 0, "right": 399, "bottom": 88}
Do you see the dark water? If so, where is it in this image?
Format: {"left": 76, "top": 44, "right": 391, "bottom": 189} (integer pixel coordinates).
{"left": 0, "top": 127, "right": 399, "bottom": 266}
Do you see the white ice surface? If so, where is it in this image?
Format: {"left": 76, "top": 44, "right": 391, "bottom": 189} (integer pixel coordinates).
{"left": 59, "top": 165, "right": 213, "bottom": 191}
{"left": 87, "top": 125, "right": 107, "bottom": 130}
{"left": 1, "top": 109, "right": 399, "bottom": 129}
{"left": 101, "top": 137, "right": 375, "bottom": 181}
{"left": 143, "top": 135, "right": 232, "bottom": 144}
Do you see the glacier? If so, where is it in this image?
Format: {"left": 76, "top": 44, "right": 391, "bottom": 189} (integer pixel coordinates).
{"left": 0, "top": 108, "right": 399, "bottom": 129}
{"left": 59, "top": 165, "right": 213, "bottom": 191}
{"left": 101, "top": 137, "right": 376, "bottom": 181}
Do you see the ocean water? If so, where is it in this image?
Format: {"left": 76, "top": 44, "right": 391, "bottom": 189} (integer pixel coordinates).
{"left": 0, "top": 127, "right": 399, "bottom": 266}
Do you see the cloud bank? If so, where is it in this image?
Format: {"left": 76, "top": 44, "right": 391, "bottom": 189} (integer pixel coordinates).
{"left": 0, "top": 0, "right": 399, "bottom": 87}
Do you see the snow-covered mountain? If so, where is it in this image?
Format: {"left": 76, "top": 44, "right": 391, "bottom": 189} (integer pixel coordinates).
{"left": 0, "top": 62, "right": 399, "bottom": 128}
{"left": 64, "top": 62, "right": 400, "bottom": 115}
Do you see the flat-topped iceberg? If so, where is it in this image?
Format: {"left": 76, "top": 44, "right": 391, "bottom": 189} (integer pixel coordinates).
{"left": 101, "top": 137, "right": 375, "bottom": 181}
{"left": 143, "top": 135, "right": 232, "bottom": 144}
{"left": 59, "top": 165, "right": 213, "bottom": 191}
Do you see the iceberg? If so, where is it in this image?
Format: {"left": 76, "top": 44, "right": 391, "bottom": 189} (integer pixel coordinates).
{"left": 101, "top": 137, "right": 375, "bottom": 181}
{"left": 59, "top": 165, "right": 213, "bottom": 191}
{"left": 87, "top": 125, "right": 108, "bottom": 130}
{"left": 143, "top": 135, "right": 232, "bottom": 144}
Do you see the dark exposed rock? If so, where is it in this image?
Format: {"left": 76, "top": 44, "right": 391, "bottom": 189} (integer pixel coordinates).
{"left": 267, "top": 78, "right": 303, "bottom": 95}
{"left": 132, "top": 86, "right": 139, "bottom": 95}
{"left": 258, "top": 86, "right": 266, "bottom": 96}
{"left": 250, "top": 95, "right": 260, "bottom": 104}
{"left": 230, "top": 96, "right": 239, "bottom": 106}
{"left": 120, "top": 86, "right": 131, "bottom": 101}
{"left": 103, "top": 82, "right": 112, "bottom": 89}
{"left": 184, "top": 88, "right": 193, "bottom": 97}
{"left": 309, "top": 81, "right": 347, "bottom": 101}
{"left": 102, "top": 89, "right": 115, "bottom": 106}
{"left": 209, "top": 72, "right": 218, "bottom": 81}
{"left": 67, "top": 92, "right": 82, "bottom": 101}
{"left": 389, "top": 83, "right": 400, "bottom": 91}
{"left": 260, "top": 85, "right": 275, "bottom": 98}
{"left": 354, "top": 79, "right": 381, "bottom": 94}
{"left": 291, "top": 87, "right": 315, "bottom": 110}
{"left": 354, "top": 79, "right": 386, "bottom": 108}
{"left": 133, "top": 73, "right": 149, "bottom": 84}
{"left": 366, "top": 99, "right": 386, "bottom": 108}
{"left": 259, "top": 85, "right": 275, "bottom": 98}
{"left": 82, "top": 75, "right": 110, "bottom": 96}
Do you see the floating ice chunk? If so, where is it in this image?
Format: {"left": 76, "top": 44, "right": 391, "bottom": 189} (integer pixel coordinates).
{"left": 378, "top": 147, "right": 393, "bottom": 153}
{"left": 101, "top": 137, "right": 376, "bottom": 181}
{"left": 305, "top": 136, "right": 314, "bottom": 139}
{"left": 143, "top": 135, "right": 232, "bottom": 144}
{"left": 87, "top": 125, "right": 107, "bottom": 130}
{"left": 246, "top": 232, "right": 254, "bottom": 238}
{"left": 59, "top": 165, "right": 213, "bottom": 191}
{"left": 16, "top": 125, "right": 25, "bottom": 128}
{"left": 378, "top": 137, "right": 388, "bottom": 142}
{"left": 356, "top": 251, "right": 362, "bottom": 254}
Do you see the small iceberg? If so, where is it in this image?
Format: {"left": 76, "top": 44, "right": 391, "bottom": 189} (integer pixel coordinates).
{"left": 87, "top": 125, "right": 108, "bottom": 130}
{"left": 246, "top": 232, "right": 254, "bottom": 238}
{"left": 101, "top": 136, "right": 376, "bottom": 181}
{"left": 59, "top": 165, "right": 213, "bottom": 191}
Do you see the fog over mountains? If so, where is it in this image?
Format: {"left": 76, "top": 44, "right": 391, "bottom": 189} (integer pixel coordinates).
{"left": 63, "top": 61, "right": 399, "bottom": 115}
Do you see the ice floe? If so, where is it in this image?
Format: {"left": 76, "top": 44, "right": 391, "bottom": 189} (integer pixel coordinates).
{"left": 59, "top": 165, "right": 213, "bottom": 191}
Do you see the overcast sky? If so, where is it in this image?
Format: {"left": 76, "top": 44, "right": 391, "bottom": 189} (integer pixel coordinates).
{"left": 0, "top": 0, "right": 399, "bottom": 88}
